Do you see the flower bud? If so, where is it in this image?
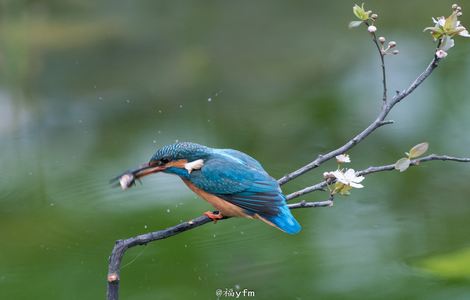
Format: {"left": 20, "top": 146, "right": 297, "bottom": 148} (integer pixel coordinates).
{"left": 368, "top": 25, "right": 377, "bottom": 33}
{"left": 371, "top": 13, "right": 378, "bottom": 19}
{"left": 392, "top": 50, "right": 399, "bottom": 55}
{"left": 388, "top": 41, "right": 397, "bottom": 48}
{"left": 452, "top": 4, "right": 458, "bottom": 10}
{"left": 436, "top": 49, "right": 448, "bottom": 58}
{"left": 457, "top": 12, "right": 463, "bottom": 17}
{"left": 378, "top": 36, "right": 386, "bottom": 43}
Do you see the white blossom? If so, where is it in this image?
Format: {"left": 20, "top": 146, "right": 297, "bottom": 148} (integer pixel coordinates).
{"left": 440, "top": 36, "right": 455, "bottom": 51}
{"left": 335, "top": 154, "right": 351, "bottom": 163}
{"left": 432, "top": 16, "right": 446, "bottom": 27}
{"left": 459, "top": 28, "right": 470, "bottom": 37}
{"left": 331, "top": 169, "right": 365, "bottom": 188}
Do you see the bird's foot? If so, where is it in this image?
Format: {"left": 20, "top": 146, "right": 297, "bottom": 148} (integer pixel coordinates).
{"left": 204, "top": 211, "right": 224, "bottom": 223}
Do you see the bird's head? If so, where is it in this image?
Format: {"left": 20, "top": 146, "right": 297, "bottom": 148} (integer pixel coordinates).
{"left": 112, "top": 142, "right": 210, "bottom": 189}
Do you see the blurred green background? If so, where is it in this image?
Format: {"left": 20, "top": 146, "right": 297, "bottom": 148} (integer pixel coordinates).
{"left": 1, "top": 1, "right": 470, "bottom": 299}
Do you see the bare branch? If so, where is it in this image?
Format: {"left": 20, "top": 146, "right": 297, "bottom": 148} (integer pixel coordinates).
{"left": 358, "top": 154, "right": 470, "bottom": 176}
{"left": 277, "top": 56, "right": 440, "bottom": 186}
{"left": 287, "top": 154, "right": 470, "bottom": 201}
{"left": 288, "top": 199, "right": 334, "bottom": 209}
{"left": 285, "top": 182, "right": 328, "bottom": 201}
{"left": 107, "top": 153, "right": 470, "bottom": 299}
{"left": 107, "top": 216, "right": 213, "bottom": 299}
{"left": 378, "top": 120, "right": 394, "bottom": 127}
{"left": 369, "top": 29, "right": 388, "bottom": 104}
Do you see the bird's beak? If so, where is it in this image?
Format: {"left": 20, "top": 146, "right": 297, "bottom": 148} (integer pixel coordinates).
{"left": 131, "top": 162, "right": 166, "bottom": 179}
{"left": 111, "top": 162, "right": 165, "bottom": 189}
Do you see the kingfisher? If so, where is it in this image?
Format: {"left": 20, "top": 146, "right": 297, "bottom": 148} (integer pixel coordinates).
{"left": 114, "top": 142, "right": 301, "bottom": 234}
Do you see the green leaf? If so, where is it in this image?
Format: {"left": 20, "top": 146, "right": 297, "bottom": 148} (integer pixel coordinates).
{"left": 409, "top": 142, "right": 429, "bottom": 158}
{"left": 353, "top": 4, "right": 363, "bottom": 19}
{"left": 353, "top": 3, "right": 370, "bottom": 21}
{"left": 395, "top": 157, "right": 411, "bottom": 172}
{"left": 349, "top": 20, "right": 363, "bottom": 28}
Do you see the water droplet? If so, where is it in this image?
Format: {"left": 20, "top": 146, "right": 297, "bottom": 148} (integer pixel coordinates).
{"left": 175, "top": 139, "right": 179, "bottom": 143}
{"left": 126, "top": 99, "right": 131, "bottom": 103}
{"left": 49, "top": 203, "right": 55, "bottom": 207}
{"left": 144, "top": 225, "right": 148, "bottom": 229}
{"left": 213, "top": 234, "right": 216, "bottom": 238}
{"left": 166, "top": 209, "right": 171, "bottom": 213}
{"left": 240, "top": 231, "right": 244, "bottom": 235}
{"left": 235, "top": 284, "right": 240, "bottom": 289}
{"left": 208, "top": 97, "right": 212, "bottom": 102}
{"left": 179, "top": 104, "right": 183, "bottom": 108}
{"left": 153, "top": 140, "right": 157, "bottom": 144}
{"left": 158, "top": 110, "right": 162, "bottom": 113}
{"left": 98, "top": 96, "right": 103, "bottom": 100}
{"left": 184, "top": 244, "right": 188, "bottom": 248}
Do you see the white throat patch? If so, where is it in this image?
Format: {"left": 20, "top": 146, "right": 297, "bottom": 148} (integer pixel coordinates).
{"left": 184, "top": 159, "right": 204, "bottom": 174}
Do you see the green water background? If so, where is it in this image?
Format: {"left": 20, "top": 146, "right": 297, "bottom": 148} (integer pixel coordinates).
{"left": 1, "top": 1, "right": 470, "bottom": 299}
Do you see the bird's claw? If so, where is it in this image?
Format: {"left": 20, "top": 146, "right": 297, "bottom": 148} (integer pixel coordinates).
{"left": 204, "top": 211, "right": 224, "bottom": 223}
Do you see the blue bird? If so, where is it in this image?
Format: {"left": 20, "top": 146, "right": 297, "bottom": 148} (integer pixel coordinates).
{"left": 116, "top": 142, "right": 301, "bottom": 234}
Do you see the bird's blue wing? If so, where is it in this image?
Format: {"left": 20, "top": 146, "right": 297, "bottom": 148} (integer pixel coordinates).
{"left": 189, "top": 153, "right": 284, "bottom": 216}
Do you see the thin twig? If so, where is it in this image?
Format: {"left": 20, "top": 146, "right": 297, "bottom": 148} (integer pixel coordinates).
{"left": 287, "top": 154, "right": 470, "bottom": 200}
{"left": 369, "top": 29, "right": 388, "bottom": 104}
{"left": 277, "top": 56, "right": 440, "bottom": 186}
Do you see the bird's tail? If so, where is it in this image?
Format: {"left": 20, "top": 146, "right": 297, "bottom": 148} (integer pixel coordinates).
{"left": 261, "top": 205, "right": 302, "bottom": 235}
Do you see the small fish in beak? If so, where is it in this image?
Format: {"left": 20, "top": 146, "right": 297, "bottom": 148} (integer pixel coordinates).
{"left": 111, "top": 162, "right": 165, "bottom": 190}
{"left": 119, "top": 173, "right": 135, "bottom": 190}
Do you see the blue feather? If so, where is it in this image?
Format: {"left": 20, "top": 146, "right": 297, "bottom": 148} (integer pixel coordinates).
{"left": 265, "top": 204, "right": 301, "bottom": 234}
{"left": 189, "top": 149, "right": 302, "bottom": 234}
{"left": 149, "top": 143, "right": 302, "bottom": 234}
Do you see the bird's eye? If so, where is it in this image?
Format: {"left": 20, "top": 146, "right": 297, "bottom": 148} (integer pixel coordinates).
{"left": 160, "top": 158, "right": 170, "bottom": 165}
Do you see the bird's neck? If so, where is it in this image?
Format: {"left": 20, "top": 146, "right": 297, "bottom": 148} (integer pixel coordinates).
{"left": 164, "top": 167, "right": 190, "bottom": 180}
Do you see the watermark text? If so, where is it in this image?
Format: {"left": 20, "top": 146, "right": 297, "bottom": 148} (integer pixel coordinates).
{"left": 215, "top": 288, "right": 255, "bottom": 298}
